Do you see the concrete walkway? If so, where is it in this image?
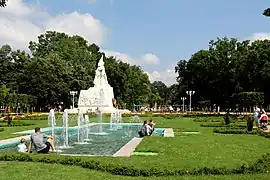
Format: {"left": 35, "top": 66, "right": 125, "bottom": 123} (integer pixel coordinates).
{"left": 113, "top": 137, "right": 143, "bottom": 157}
{"left": 164, "top": 128, "right": 174, "bottom": 137}
{"left": 0, "top": 135, "right": 30, "bottom": 148}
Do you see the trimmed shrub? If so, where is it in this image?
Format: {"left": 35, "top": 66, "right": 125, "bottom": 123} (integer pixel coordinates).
{"left": 213, "top": 127, "right": 257, "bottom": 134}
{"left": 200, "top": 123, "right": 246, "bottom": 128}
{"left": 0, "top": 152, "right": 269, "bottom": 176}
{"left": 0, "top": 121, "right": 34, "bottom": 127}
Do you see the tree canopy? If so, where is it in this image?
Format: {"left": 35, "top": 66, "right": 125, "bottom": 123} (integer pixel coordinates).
{"left": 263, "top": 8, "right": 270, "bottom": 17}
{"left": 0, "top": 31, "right": 152, "bottom": 111}
{"left": 0, "top": 0, "right": 7, "bottom": 7}
{"left": 175, "top": 37, "right": 270, "bottom": 111}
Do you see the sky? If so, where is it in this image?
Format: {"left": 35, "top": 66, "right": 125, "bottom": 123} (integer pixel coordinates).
{"left": 0, "top": 0, "right": 269, "bottom": 85}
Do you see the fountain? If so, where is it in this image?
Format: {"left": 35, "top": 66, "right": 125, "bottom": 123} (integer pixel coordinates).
{"left": 84, "top": 114, "right": 90, "bottom": 141}
{"left": 58, "top": 109, "right": 71, "bottom": 149}
{"left": 76, "top": 109, "right": 88, "bottom": 144}
{"left": 110, "top": 109, "right": 123, "bottom": 130}
{"left": 48, "top": 109, "right": 56, "bottom": 140}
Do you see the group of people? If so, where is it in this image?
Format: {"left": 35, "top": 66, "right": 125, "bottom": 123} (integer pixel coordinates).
{"left": 17, "top": 127, "right": 55, "bottom": 153}
{"left": 18, "top": 120, "right": 156, "bottom": 153}
{"left": 254, "top": 108, "right": 269, "bottom": 130}
{"left": 138, "top": 120, "right": 155, "bottom": 137}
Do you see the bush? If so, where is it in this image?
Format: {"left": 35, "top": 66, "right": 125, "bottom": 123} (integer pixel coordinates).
{"left": 213, "top": 127, "right": 257, "bottom": 134}
{"left": 246, "top": 116, "right": 254, "bottom": 132}
{"left": 0, "top": 152, "right": 269, "bottom": 176}
{"left": 0, "top": 121, "right": 34, "bottom": 127}
{"left": 0, "top": 128, "right": 4, "bottom": 132}
{"left": 200, "top": 123, "right": 246, "bottom": 128}
{"left": 193, "top": 118, "right": 222, "bottom": 122}
{"left": 259, "top": 132, "right": 270, "bottom": 138}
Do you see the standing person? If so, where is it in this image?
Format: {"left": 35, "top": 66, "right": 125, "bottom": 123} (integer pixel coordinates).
{"left": 28, "top": 127, "right": 55, "bottom": 153}
{"left": 254, "top": 107, "right": 260, "bottom": 127}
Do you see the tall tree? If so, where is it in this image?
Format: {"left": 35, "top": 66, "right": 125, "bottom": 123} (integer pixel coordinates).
{"left": 263, "top": 8, "right": 270, "bottom": 17}
{"left": 0, "top": 0, "right": 7, "bottom": 7}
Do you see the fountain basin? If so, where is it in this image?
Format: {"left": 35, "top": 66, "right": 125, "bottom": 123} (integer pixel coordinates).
{"left": 0, "top": 124, "right": 165, "bottom": 156}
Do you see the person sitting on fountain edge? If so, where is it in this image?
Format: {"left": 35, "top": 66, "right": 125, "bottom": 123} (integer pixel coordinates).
{"left": 138, "top": 121, "right": 153, "bottom": 137}
{"left": 28, "top": 127, "right": 55, "bottom": 153}
{"left": 148, "top": 120, "right": 155, "bottom": 135}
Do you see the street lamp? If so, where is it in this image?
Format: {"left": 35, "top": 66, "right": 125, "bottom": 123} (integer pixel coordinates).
{"left": 70, "top": 91, "right": 77, "bottom": 109}
{"left": 180, "top": 97, "right": 186, "bottom": 111}
{"left": 186, "top": 91, "right": 195, "bottom": 112}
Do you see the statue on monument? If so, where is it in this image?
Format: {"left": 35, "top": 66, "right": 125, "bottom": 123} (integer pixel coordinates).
{"left": 93, "top": 56, "right": 109, "bottom": 86}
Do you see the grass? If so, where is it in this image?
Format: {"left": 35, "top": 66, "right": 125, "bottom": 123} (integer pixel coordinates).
{"left": 1, "top": 161, "right": 270, "bottom": 180}
{"left": 1, "top": 114, "right": 270, "bottom": 178}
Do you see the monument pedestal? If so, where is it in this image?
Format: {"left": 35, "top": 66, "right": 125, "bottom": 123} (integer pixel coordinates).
{"left": 76, "top": 55, "right": 130, "bottom": 114}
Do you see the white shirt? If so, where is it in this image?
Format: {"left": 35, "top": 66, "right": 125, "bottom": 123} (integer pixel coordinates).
{"left": 17, "top": 143, "right": 27, "bottom": 153}
{"left": 145, "top": 124, "right": 152, "bottom": 135}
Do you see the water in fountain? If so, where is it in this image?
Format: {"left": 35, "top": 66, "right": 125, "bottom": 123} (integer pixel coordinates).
{"left": 76, "top": 109, "right": 89, "bottom": 144}
{"left": 58, "top": 109, "right": 72, "bottom": 149}
{"left": 92, "top": 108, "right": 108, "bottom": 135}
{"left": 48, "top": 109, "right": 56, "bottom": 142}
{"left": 84, "top": 115, "right": 90, "bottom": 141}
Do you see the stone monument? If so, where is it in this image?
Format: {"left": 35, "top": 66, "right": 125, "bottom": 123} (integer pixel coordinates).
{"left": 77, "top": 55, "right": 116, "bottom": 113}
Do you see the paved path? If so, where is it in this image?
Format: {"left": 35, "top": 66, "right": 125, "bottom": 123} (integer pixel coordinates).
{"left": 164, "top": 128, "right": 175, "bottom": 137}
{"left": 0, "top": 135, "right": 30, "bottom": 148}
{"left": 113, "top": 137, "right": 143, "bottom": 157}
{"left": 263, "top": 126, "right": 270, "bottom": 133}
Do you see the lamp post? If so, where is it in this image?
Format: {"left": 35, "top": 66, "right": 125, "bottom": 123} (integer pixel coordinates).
{"left": 70, "top": 91, "right": 77, "bottom": 109}
{"left": 180, "top": 97, "right": 186, "bottom": 111}
{"left": 186, "top": 91, "right": 195, "bottom": 112}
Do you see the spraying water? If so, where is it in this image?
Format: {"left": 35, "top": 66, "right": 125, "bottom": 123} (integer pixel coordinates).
{"left": 84, "top": 114, "right": 90, "bottom": 141}
{"left": 62, "top": 109, "right": 69, "bottom": 148}
{"left": 76, "top": 109, "right": 89, "bottom": 144}
{"left": 48, "top": 109, "right": 56, "bottom": 140}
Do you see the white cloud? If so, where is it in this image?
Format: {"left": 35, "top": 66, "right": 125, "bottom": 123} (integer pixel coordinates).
{"left": 0, "top": 0, "right": 174, "bottom": 85}
{"left": 103, "top": 50, "right": 160, "bottom": 65}
{"left": 0, "top": 0, "right": 107, "bottom": 49}
{"left": 102, "top": 49, "right": 176, "bottom": 85}
{"left": 249, "top": 32, "right": 270, "bottom": 42}
{"left": 146, "top": 68, "right": 177, "bottom": 86}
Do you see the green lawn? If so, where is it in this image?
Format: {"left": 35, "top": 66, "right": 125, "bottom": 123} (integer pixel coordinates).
{"left": 1, "top": 114, "right": 270, "bottom": 178}
{"left": 1, "top": 161, "right": 269, "bottom": 180}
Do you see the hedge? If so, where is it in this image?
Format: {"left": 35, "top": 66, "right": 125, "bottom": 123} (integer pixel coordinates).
{"left": 259, "top": 132, "right": 270, "bottom": 138}
{"left": 213, "top": 127, "right": 257, "bottom": 135}
{"left": 200, "top": 123, "right": 246, "bottom": 128}
{"left": 0, "top": 152, "right": 269, "bottom": 176}
{"left": 0, "top": 121, "right": 35, "bottom": 127}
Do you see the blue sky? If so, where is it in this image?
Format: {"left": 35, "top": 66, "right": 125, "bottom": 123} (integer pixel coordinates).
{"left": 2, "top": 0, "right": 270, "bottom": 84}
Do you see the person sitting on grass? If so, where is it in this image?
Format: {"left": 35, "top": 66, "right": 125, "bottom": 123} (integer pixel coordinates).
{"left": 17, "top": 138, "right": 27, "bottom": 153}
{"left": 28, "top": 127, "right": 55, "bottom": 153}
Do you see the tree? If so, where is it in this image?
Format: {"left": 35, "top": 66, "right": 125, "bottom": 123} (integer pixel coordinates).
{"left": 175, "top": 37, "right": 270, "bottom": 111}
{"left": 0, "top": 0, "right": 7, "bottom": 7}
{"left": 263, "top": 8, "right": 270, "bottom": 17}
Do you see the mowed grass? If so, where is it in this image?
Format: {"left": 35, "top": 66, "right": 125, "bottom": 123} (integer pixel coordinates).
{"left": 1, "top": 115, "right": 270, "bottom": 174}
{"left": 1, "top": 161, "right": 269, "bottom": 180}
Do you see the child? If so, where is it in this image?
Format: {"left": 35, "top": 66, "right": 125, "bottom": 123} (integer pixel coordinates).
{"left": 17, "top": 138, "right": 27, "bottom": 153}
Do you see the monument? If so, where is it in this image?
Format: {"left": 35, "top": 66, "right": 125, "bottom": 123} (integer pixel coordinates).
{"left": 77, "top": 55, "right": 122, "bottom": 113}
